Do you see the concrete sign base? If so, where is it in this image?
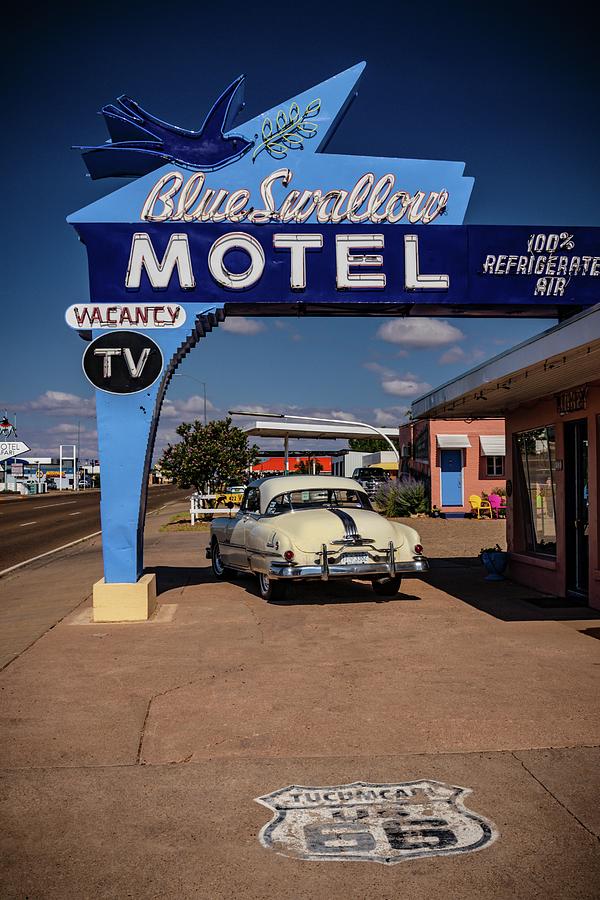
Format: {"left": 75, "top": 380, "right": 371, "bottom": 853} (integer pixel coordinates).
{"left": 92, "top": 573, "right": 157, "bottom": 622}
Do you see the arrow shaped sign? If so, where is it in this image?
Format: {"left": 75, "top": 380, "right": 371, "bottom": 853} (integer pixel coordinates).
{"left": 0, "top": 441, "right": 30, "bottom": 463}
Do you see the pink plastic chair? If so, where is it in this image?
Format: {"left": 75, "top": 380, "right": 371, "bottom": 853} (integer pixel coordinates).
{"left": 488, "top": 494, "right": 502, "bottom": 518}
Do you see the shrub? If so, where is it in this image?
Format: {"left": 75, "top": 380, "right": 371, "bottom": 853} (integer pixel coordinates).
{"left": 376, "top": 479, "right": 429, "bottom": 517}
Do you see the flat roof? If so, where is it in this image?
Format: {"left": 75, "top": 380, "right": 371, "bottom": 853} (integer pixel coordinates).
{"left": 411, "top": 304, "right": 600, "bottom": 419}
{"left": 243, "top": 421, "right": 398, "bottom": 440}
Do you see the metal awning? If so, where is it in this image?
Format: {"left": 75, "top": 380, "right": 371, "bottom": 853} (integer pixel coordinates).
{"left": 436, "top": 434, "right": 471, "bottom": 449}
{"left": 480, "top": 435, "right": 506, "bottom": 456}
{"left": 411, "top": 304, "right": 600, "bottom": 419}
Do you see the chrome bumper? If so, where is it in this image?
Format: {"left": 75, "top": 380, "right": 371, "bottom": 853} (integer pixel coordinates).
{"left": 269, "top": 547, "right": 429, "bottom": 581}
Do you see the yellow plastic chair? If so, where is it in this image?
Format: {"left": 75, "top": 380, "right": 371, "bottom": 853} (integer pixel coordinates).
{"left": 469, "top": 494, "right": 492, "bottom": 519}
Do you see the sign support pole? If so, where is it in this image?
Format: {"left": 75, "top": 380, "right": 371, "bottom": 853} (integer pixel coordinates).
{"left": 88, "top": 304, "right": 224, "bottom": 622}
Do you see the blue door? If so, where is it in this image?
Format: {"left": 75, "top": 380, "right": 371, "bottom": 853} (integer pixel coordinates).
{"left": 441, "top": 449, "right": 463, "bottom": 506}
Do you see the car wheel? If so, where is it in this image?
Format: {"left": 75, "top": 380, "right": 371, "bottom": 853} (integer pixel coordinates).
{"left": 372, "top": 575, "right": 402, "bottom": 597}
{"left": 211, "top": 538, "right": 235, "bottom": 580}
{"left": 257, "top": 572, "right": 287, "bottom": 602}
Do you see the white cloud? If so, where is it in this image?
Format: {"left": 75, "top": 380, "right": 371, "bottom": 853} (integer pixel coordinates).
{"left": 381, "top": 373, "right": 432, "bottom": 397}
{"left": 365, "top": 362, "right": 431, "bottom": 398}
{"left": 373, "top": 406, "right": 408, "bottom": 426}
{"left": 231, "top": 404, "right": 279, "bottom": 417}
{"left": 439, "top": 346, "right": 487, "bottom": 366}
{"left": 47, "top": 423, "right": 97, "bottom": 439}
{"left": 376, "top": 318, "right": 464, "bottom": 348}
{"left": 15, "top": 391, "right": 96, "bottom": 417}
{"left": 439, "top": 345, "right": 466, "bottom": 365}
{"left": 221, "top": 317, "right": 265, "bottom": 335}
{"left": 324, "top": 409, "right": 354, "bottom": 421}
{"left": 161, "top": 395, "right": 216, "bottom": 419}
{"left": 364, "top": 361, "right": 396, "bottom": 378}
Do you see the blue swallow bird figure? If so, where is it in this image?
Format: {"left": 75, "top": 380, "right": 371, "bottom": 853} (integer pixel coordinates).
{"left": 77, "top": 76, "right": 252, "bottom": 179}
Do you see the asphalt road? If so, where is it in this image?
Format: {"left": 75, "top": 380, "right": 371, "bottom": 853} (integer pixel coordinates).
{"left": 0, "top": 485, "right": 188, "bottom": 572}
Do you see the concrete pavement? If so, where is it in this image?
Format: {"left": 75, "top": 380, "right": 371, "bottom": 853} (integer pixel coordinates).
{"left": 0, "top": 506, "right": 599, "bottom": 898}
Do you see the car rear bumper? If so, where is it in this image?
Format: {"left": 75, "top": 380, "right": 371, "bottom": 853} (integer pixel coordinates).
{"left": 269, "top": 554, "right": 429, "bottom": 581}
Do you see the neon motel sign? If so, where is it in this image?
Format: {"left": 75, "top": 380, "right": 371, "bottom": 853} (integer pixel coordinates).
{"left": 68, "top": 63, "right": 600, "bottom": 594}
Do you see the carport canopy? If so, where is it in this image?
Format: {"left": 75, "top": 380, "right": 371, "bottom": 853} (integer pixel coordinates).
{"left": 242, "top": 421, "right": 399, "bottom": 474}
{"left": 243, "top": 421, "right": 399, "bottom": 441}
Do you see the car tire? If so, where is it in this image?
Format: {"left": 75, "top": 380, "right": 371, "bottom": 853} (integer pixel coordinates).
{"left": 372, "top": 575, "right": 402, "bottom": 597}
{"left": 257, "top": 572, "right": 287, "bottom": 602}
{"left": 211, "top": 538, "right": 235, "bottom": 580}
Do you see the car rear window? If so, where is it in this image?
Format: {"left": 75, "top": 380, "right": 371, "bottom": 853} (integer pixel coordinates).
{"left": 265, "top": 488, "right": 372, "bottom": 515}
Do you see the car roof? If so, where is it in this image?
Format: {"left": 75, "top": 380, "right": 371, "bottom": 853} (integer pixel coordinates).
{"left": 247, "top": 474, "right": 366, "bottom": 512}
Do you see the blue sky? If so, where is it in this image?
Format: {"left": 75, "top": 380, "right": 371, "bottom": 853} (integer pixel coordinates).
{"left": 2, "top": 0, "right": 598, "bottom": 459}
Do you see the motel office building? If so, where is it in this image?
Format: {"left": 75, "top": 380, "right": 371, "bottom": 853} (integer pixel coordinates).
{"left": 411, "top": 305, "right": 600, "bottom": 611}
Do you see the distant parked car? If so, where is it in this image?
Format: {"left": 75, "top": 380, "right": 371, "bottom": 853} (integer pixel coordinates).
{"left": 351, "top": 467, "right": 391, "bottom": 499}
{"left": 208, "top": 475, "right": 427, "bottom": 601}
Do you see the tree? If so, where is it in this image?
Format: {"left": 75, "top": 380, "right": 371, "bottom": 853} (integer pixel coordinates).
{"left": 348, "top": 436, "right": 394, "bottom": 453}
{"left": 159, "top": 417, "right": 259, "bottom": 492}
{"left": 295, "top": 458, "right": 323, "bottom": 475}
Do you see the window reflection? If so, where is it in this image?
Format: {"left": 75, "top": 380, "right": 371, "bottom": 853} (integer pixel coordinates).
{"left": 515, "top": 426, "right": 557, "bottom": 556}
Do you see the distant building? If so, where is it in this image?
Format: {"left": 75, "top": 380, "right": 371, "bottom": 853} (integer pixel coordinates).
{"left": 330, "top": 450, "right": 368, "bottom": 478}
{"left": 251, "top": 453, "right": 332, "bottom": 475}
{"left": 398, "top": 419, "right": 506, "bottom": 515}
{"left": 330, "top": 450, "right": 399, "bottom": 478}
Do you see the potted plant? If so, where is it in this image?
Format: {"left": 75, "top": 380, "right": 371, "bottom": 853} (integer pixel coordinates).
{"left": 479, "top": 543, "right": 508, "bottom": 581}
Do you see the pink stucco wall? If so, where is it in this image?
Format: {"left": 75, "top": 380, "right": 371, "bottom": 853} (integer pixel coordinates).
{"left": 505, "top": 382, "right": 600, "bottom": 612}
{"left": 399, "top": 418, "right": 506, "bottom": 514}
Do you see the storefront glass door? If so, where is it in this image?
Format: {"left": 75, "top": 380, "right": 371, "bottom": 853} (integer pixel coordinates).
{"left": 565, "top": 419, "right": 589, "bottom": 598}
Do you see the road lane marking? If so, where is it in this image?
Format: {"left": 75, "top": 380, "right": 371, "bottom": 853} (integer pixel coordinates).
{"left": 0, "top": 493, "right": 168, "bottom": 579}
{"left": 68, "top": 512, "right": 82, "bottom": 516}
{"left": 32, "top": 502, "right": 77, "bottom": 509}
{"left": 0, "top": 531, "right": 102, "bottom": 578}
{"left": 18, "top": 521, "right": 37, "bottom": 527}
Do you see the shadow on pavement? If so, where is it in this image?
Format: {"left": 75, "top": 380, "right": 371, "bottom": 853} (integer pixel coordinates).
{"left": 145, "top": 565, "right": 214, "bottom": 594}
{"left": 267, "top": 589, "right": 422, "bottom": 607}
{"left": 425, "top": 556, "right": 600, "bottom": 623}
{"left": 579, "top": 627, "right": 600, "bottom": 640}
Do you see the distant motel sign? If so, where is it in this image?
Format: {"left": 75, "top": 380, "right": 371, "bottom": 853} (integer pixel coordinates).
{"left": 68, "top": 63, "right": 599, "bottom": 588}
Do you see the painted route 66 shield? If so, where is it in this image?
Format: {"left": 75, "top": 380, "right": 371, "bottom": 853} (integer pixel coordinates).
{"left": 256, "top": 780, "right": 497, "bottom": 864}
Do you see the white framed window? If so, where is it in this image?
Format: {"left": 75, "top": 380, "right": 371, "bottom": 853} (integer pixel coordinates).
{"left": 486, "top": 455, "right": 504, "bottom": 476}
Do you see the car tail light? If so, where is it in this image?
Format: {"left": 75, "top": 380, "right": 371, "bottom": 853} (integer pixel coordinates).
{"left": 284, "top": 550, "right": 295, "bottom": 561}
{"left": 414, "top": 544, "right": 423, "bottom": 554}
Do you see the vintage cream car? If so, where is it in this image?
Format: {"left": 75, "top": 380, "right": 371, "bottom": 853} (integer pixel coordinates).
{"left": 208, "top": 475, "right": 428, "bottom": 600}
